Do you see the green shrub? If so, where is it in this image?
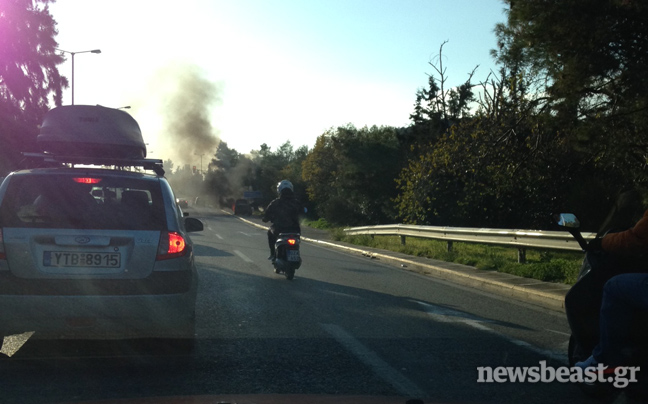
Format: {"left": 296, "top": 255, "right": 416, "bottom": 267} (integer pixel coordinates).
{"left": 330, "top": 232, "right": 584, "bottom": 285}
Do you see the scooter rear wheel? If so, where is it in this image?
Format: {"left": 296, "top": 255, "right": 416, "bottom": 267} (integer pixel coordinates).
{"left": 284, "top": 267, "right": 295, "bottom": 280}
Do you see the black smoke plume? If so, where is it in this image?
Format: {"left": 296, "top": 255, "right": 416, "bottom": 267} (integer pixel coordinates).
{"left": 157, "top": 63, "right": 222, "bottom": 164}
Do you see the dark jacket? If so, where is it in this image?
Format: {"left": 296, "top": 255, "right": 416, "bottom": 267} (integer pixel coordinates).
{"left": 262, "top": 192, "right": 301, "bottom": 232}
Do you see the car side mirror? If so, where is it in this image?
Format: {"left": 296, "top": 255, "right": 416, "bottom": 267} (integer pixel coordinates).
{"left": 185, "top": 217, "right": 204, "bottom": 232}
{"left": 554, "top": 213, "right": 580, "bottom": 229}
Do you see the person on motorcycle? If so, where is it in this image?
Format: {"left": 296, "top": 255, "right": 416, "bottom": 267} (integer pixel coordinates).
{"left": 262, "top": 180, "right": 302, "bottom": 260}
{"left": 575, "top": 204, "right": 648, "bottom": 370}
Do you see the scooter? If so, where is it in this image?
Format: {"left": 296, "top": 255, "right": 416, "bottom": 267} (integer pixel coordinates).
{"left": 272, "top": 233, "right": 301, "bottom": 280}
{"left": 556, "top": 213, "right": 648, "bottom": 398}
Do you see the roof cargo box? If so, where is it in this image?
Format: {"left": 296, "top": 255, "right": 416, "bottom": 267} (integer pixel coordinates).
{"left": 37, "top": 105, "right": 147, "bottom": 158}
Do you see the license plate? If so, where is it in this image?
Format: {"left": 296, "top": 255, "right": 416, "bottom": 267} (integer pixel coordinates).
{"left": 43, "top": 251, "right": 121, "bottom": 268}
{"left": 287, "top": 249, "right": 300, "bottom": 262}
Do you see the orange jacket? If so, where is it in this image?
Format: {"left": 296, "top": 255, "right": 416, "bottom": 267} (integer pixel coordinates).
{"left": 601, "top": 209, "right": 648, "bottom": 255}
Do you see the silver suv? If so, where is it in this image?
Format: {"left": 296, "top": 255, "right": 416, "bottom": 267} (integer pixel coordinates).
{"left": 0, "top": 106, "right": 203, "bottom": 351}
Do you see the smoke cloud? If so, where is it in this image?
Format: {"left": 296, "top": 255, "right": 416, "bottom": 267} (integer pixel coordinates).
{"left": 152, "top": 63, "right": 222, "bottom": 165}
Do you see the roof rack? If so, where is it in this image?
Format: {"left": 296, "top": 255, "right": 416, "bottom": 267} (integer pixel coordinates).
{"left": 20, "top": 152, "right": 165, "bottom": 177}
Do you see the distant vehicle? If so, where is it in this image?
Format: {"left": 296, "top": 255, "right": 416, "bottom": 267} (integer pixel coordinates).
{"left": 176, "top": 198, "right": 189, "bottom": 209}
{"left": 233, "top": 198, "right": 252, "bottom": 215}
{"left": 0, "top": 105, "right": 204, "bottom": 352}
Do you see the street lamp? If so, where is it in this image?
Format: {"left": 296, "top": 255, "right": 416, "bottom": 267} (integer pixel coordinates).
{"left": 56, "top": 48, "right": 102, "bottom": 105}
{"left": 195, "top": 153, "right": 204, "bottom": 174}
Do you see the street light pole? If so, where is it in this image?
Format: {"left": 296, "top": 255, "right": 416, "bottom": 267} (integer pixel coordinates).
{"left": 56, "top": 48, "right": 101, "bottom": 105}
{"left": 195, "top": 153, "right": 204, "bottom": 174}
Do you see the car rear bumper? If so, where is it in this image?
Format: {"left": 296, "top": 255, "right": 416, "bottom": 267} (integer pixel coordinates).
{"left": 0, "top": 270, "right": 194, "bottom": 295}
{"left": 0, "top": 278, "right": 197, "bottom": 339}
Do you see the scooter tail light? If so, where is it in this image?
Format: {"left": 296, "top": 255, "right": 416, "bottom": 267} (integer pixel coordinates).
{"left": 156, "top": 231, "right": 187, "bottom": 260}
{"left": 0, "top": 229, "right": 5, "bottom": 260}
{"left": 287, "top": 238, "right": 297, "bottom": 246}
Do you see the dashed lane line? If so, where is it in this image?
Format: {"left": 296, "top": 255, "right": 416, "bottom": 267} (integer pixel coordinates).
{"left": 233, "top": 250, "right": 254, "bottom": 263}
{"left": 321, "top": 323, "right": 427, "bottom": 398}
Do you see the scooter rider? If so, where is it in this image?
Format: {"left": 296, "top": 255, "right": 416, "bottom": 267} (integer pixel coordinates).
{"left": 262, "top": 180, "right": 302, "bottom": 260}
{"left": 575, "top": 203, "right": 648, "bottom": 370}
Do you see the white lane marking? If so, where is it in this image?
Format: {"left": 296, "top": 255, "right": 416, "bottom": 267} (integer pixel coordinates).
{"left": 412, "top": 300, "right": 493, "bottom": 324}
{"left": 214, "top": 234, "right": 223, "bottom": 240}
{"left": 321, "top": 323, "right": 427, "bottom": 398}
{"left": 233, "top": 250, "right": 254, "bottom": 263}
{"left": 414, "top": 300, "right": 567, "bottom": 363}
{"left": 1, "top": 331, "right": 35, "bottom": 357}
{"left": 238, "top": 232, "right": 259, "bottom": 237}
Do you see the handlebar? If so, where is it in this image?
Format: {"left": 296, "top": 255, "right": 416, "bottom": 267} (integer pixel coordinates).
{"left": 566, "top": 227, "right": 590, "bottom": 251}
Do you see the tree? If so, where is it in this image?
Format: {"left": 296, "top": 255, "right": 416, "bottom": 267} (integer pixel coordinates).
{"left": 401, "top": 42, "right": 478, "bottom": 153}
{"left": 396, "top": 2, "right": 648, "bottom": 230}
{"left": 302, "top": 125, "right": 401, "bottom": 225}
{"left": 492, "top": 0, "right": 648, "bottom": 183}
{"left": 210, "top": 141, "right": 240, "bottom": 171}
{"left": 396, "top": 57, "right": 623, "bottom": 229}
{"left": 0, "top": 0, "right": 67, "bottom": 174}
{"left": 163, "top": 159, "right": 174, "bottom": 178}
{"left": 201, "top": 141, "right": 257, "bottom": 207}
{"left": 250, "top": 141, "right": 306, "bottom": 205}
{"left": 166, "top": 164, "right": 203, "bottom": 198}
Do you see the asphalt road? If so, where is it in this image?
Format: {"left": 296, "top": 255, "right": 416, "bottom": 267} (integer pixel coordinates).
{"left": 0, "top": 209, "right": 616, "bottom": 403}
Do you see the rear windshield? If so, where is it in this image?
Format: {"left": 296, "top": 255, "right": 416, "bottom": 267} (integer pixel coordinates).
{"left": 0, "top": 174, "right": 167, "bottom": 230}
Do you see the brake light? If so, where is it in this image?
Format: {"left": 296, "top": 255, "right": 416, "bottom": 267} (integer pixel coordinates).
{"left": 0, "top": 229, "right": 5, "bottom": 260}
{"left": 156, "top": 231, "right": 187, "bottom": 260}
{"left": 73, "top": 177, "right": 102, "bottom": 184}
{"left": 287, "top": 238, "right": 297, "bottom": 246}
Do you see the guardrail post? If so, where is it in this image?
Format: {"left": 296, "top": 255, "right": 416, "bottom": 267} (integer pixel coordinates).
{"left": 518, "top": 248, "right": 527, "bottom": 264}
{"left": 400, "top": 235, "right": 406, "bottom": 245}
{"left": 447, "top": 241, "right": 453, "bottom": 253}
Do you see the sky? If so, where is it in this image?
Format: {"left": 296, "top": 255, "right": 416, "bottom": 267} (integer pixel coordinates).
{"left": 47, "top": 0, "right": 508, "bottom": 167}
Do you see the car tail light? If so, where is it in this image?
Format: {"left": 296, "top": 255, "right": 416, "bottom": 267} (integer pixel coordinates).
{"left": 0, "top": 229, "right": 5, "bottom": 260}
{"left": 72, "top": 177, "right": 102, "bottom": 184}
{"left": 287, "top": 238, "right": 297, "bottom": 246}
{"left": 156, "top": 231, "right": 187, "bottom": 260}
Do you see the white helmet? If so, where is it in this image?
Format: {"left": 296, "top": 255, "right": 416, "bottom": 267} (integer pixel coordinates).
{"left": 277, "top": 179, "right": 294, "bottom": 195}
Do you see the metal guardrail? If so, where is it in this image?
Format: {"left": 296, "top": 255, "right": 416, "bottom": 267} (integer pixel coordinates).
{"left": 343, "top": 224, "right": 596, "bottom": 263}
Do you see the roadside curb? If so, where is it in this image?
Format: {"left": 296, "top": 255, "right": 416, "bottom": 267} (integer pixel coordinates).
{"left": 233, "top": 214, "right": 568, "bottom": 313}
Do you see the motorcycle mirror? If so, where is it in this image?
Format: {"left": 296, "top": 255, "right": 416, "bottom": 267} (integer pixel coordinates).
{"left": 554, "top": 213, "right": 580, "bottom": 228}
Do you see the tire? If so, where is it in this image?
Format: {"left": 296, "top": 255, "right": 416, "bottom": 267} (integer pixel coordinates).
{"left": 284, "top": 267, "right": 295, "bottom": 280}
